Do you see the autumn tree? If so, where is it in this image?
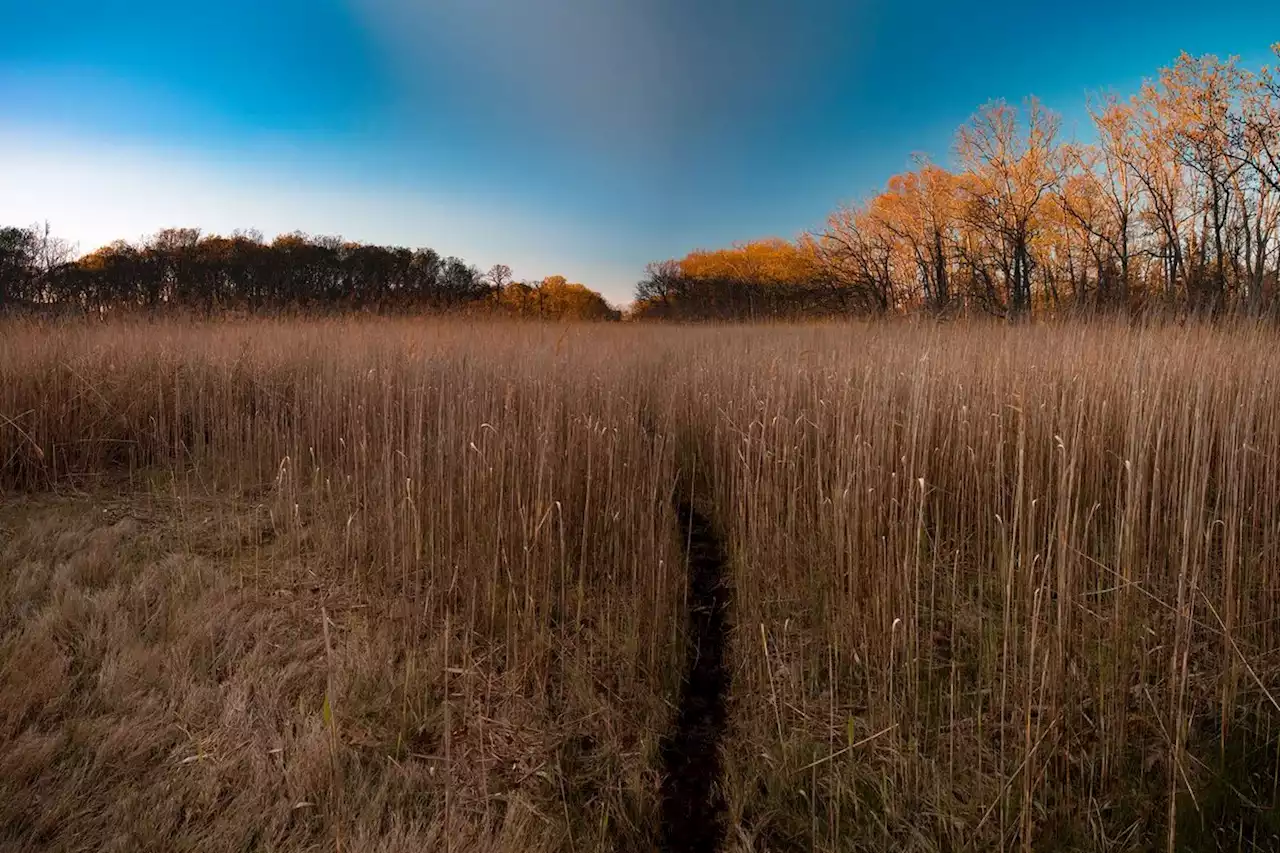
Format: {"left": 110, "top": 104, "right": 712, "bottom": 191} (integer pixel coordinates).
{"left": 497, "top": 275, "right": 617, "bottom": 320}
{"left": 955, "top": 98, "right": 1064, "bottom": 318}
{"left": 1058, "top": 100, "right": 1142, "bottom": 308}
{"left": 818, "top": 204, "right": 898, "bottom": 313}
{"left": 1242, "top": 46, "right": 1280, "bottom": 194}
{"left": 634, "top": 240, "right": 834, "bottom": 319}
{"left": 643, "top": 51, "right": 1280, "bottom": 319}
{"left": 1234, "top": 47, "right": 1280, "bottom": 311}
{"left": 537, "top": 276, "right": 618, "bottom": 320}
{"left": 1147, "top": 54, "right": 1251, "bottom": 309}
{"left": 869, "top": 165, "right": 958, "bottom": 311}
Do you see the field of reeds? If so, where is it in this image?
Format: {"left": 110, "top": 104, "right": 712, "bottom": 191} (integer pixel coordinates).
{"left": 2, "top": 317, "right": 1279, "bottom": 852}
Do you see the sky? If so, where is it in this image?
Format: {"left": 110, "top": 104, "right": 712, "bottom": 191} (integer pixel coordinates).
{"left": 0, "top": 1, "right": 1276, "bottom": 304}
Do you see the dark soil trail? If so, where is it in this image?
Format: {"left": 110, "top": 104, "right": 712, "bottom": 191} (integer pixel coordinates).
{"left": 658, "top": 495, "right": 732, "bottom": 853}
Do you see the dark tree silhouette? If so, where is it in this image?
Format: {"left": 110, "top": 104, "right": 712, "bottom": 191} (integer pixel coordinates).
{"left": 0, "top": 226, "right": 551, "bottom": 317}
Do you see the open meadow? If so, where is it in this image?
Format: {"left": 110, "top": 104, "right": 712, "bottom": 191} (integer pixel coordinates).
{"left": 3, "top": 317, "right": 1280, "bottom": 852}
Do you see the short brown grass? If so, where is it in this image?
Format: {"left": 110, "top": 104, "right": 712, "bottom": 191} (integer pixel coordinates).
{"left": 3, "top": 317, "right": 1279, "bottom": 852}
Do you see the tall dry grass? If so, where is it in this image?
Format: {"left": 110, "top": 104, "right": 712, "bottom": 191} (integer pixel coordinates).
{"left": 1, "top": 318, "right": 684, "bottom": 852}
{"left": 664, "top": 322, "right": 1280, "bottom": 851}
{"left": 3, "top": 316, "right": 1280, "bottom": 851}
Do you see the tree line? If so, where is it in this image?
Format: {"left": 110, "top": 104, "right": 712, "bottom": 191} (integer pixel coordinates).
{"left": 0, "top": 226, "right": 618, "bottom": 320}
{"left": 635, "top": 49, "right": 1280, "bottom": 320}
{"left": 8, "top": 49, "right": 1276, "bottom": 324}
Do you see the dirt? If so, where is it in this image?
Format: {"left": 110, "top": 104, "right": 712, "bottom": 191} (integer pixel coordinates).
{"left": 658, "top": 496, "right": 732, "bottom": 853}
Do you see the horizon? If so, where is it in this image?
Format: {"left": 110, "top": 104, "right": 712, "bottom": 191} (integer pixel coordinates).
{"left": 2, "top": 0, "right": 1277, "bottom": 304}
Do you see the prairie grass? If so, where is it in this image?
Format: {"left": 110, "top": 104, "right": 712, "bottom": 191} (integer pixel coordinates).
{"left": 1, "top": 319, "right": 684, "bottom": 852}
{"left": 2, "top": 317, "right": 1279, "bottom": 851}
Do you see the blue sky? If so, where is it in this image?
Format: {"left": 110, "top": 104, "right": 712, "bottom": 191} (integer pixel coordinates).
{"left": 0, "top": 0, "right": 1275, "bottom": 303}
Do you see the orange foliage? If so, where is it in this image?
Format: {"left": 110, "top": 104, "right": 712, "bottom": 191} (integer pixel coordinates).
{"left": 679, "top": 238, "right": 825, "bottom": 286}
{"left": 497, "top": 275, "right": 619, "bottom": 320}
{"left": 648, "top": 48, "right": 1280, "bottom": 319}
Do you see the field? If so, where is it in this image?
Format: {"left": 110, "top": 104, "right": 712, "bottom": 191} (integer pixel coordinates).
{"left": 3, "top": 317, "right": 1280, "bottom": 852}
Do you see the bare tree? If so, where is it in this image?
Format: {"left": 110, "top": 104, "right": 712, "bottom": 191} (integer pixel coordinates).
{"left": 634, "top": 260, "right": 684, "bottom": 315}
{"left": 485, "top": 263, "right": 512, "bottom": 294}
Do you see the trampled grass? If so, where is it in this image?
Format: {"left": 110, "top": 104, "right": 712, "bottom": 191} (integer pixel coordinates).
{"left": 2, "top": 317, "right": 1279, "bottom": 851}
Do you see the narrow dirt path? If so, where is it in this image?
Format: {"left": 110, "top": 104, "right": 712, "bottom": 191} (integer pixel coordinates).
{"left": 658, "top": 493, "right": 732, "bottom": 853}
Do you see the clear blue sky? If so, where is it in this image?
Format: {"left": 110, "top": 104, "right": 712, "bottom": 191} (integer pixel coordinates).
{"left": 0, "top": 0, "right": 1275, "bottom": 303}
